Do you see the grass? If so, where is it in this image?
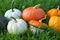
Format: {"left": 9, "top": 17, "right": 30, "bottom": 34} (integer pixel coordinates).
{"left": 0, "top": 26, "right": 60, "bottom": 40}
{"left": 0, "top": 0, "right": 60, "bottom": 40}
{"left": 0, "top": 0, "right": 60, "bottom": 16}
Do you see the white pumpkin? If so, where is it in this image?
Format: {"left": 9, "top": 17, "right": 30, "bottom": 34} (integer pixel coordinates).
{"left": 4, "top": 9, "right": 22, "bottom": 20}
{"left": 7, "top": 18, "right": 27, "bottom": 34}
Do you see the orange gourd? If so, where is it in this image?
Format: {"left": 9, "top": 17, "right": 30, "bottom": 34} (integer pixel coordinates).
{"left": 29, "top": 20, "right": 46, "bottom": 28}
{"left": 29, "top": 20, "right": 47, "bottom": 34}
{"left": 22, "top": 4, "right": 46, "bottom": 22}
{"left": 48, "top": 14, "right": 60, "bottom": 31}
{"left": 47, "top": 6, "right": 60, "bottom": 18}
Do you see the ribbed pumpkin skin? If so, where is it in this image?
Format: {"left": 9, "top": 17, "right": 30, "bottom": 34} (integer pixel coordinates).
{"left": 7, "top": 19, "right": 27, "bottom": 34}
{"left": 49, "top": 16, "right": 60, "bottom": 31}
{"left": 22, "top": 7, "right": 45, "bottom": 22}
{"left": 47, "top": 8, "right": 60, "bottom": 18}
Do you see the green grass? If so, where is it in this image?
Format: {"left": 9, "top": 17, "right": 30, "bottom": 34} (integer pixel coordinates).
{"left": 0, "top": 27, "right": 60, "bottom": 40}
{"left": 0, "top": 0, "right": 60, "bottom": 16}
{"left": 0, "top": 0, "right": 60, "bottom": 40}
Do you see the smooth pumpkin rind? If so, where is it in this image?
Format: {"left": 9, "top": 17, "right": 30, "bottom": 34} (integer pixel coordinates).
{"left": 29, "top": 20, "right": 40, "bottom": 27}
{"left": 47, "top": 6, "right": 60, "bottom": 18}
{"left": 22, "top": 7, "right": 45, "bottom": 22}
{"left": 58, "top": 10, "right": 60, "bottom": 14}
{"left": 47, "top": 9, "right": 58, "bottom": 17}
{"left": 29, "top": 20, "right": 46, "bottom": 28}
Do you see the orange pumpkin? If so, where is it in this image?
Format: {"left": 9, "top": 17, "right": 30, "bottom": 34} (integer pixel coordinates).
{"left": 47, "top": 6, "right": 60, "bottom": 18}
{"left": 29, "top": 20, "right": 46, "bottom": 28}
{"left": 48, "top": 14, "right": 60, "bottom": 31}
{"left": 22, "top": 4, "right": 46, "bottom": 22}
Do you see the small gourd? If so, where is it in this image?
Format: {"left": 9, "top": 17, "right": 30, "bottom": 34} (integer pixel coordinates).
{"left": 7, "top": 18, "right": 27, "bottom": 34}
{"left": 47, "top": 6, "right": 60, "bottom": 18}
{"left": 4, "top": 0, "right": 22, "bottom": 20}
{"left": 29, "top": 20, "right": 46, "bottom": 34}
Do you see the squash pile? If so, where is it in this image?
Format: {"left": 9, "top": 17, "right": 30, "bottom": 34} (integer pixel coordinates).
{"left": 22, "top": 4, "right": 47, "bottom": 34}
{"left": 3, "top": 3, "right": 47, "bottom": 34}
{"left": 4, "top": 0, "right": 28, "bottom": 34}
{"left": 1, "top": 0, "right": 60, "bottom": 35}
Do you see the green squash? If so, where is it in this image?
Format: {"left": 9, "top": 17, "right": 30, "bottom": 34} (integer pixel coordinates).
{"left": 0, "top": 16, "right": 9, "bottom": 32}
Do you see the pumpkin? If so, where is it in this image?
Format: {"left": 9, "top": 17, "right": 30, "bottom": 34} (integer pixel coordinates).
{"left": 47, "top": 6, "right": 60, "bottom": 18}
{"left": 48, "top": 14, "right": 60, "bottom": 32}
{"left": 4, "top": 8, "right": 22, "bottom": 20}
{"left": 7, "top": 18, "right": 27, "bottom": 34}
{"left": 22, "top": 4, "right": 46, "bottom": 22}
{"left": 29, "top": 20, "right": 46, "bottom": 27}
{"left": 29, "top": 20, "right": 46, "bottom": 34}
{"left": 4, "top": 0, "right": 22, "bottom": 20}
{"left": 0, "top": 16, "right": 9, "bottom": 32}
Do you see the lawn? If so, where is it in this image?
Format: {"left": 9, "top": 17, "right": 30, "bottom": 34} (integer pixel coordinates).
{"left": 0, "top": 0, "right": 60, "bottom": 40}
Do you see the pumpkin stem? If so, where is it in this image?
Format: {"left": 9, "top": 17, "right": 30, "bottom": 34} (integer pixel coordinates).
{"left": 39, "top": 15, "right": 47, "bottom": 22}
{"left": 11, "top": 17, "right": 17, "bottom": 22}
{"left": 11, "top": 0, "right": 14, "bottom": 12}
{"left": 57, "top": 6, "right": 60, "bottom": 10}
{"left": 33, "top": 4, "right": 40, "bottom": 8}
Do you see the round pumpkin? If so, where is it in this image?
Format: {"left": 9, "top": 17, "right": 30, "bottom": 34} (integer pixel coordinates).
{"left": 47, "top": 6, "right": 60, "bottom": 18}
{"left": 7, "top": 18, "right": 27, "bottom": 34}
{"left": 29, "top": 20, "right": 46, "bottom": 34}
{"left": 22, "top": 4, "right": 46, "bottom": 22}
{"left": 4, "top": 0, "right": 22, "bottom": 20}
{"left": 48, "top": 14, "right": 60, "bottom": 31}
{"left": 4, "top": 8, "right": 22, "bottom": 20}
